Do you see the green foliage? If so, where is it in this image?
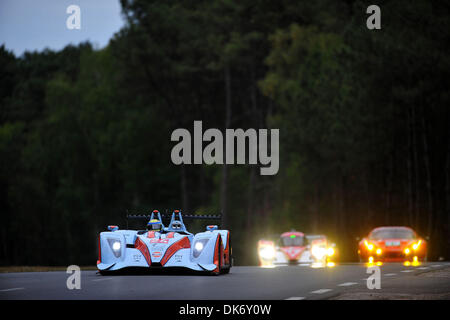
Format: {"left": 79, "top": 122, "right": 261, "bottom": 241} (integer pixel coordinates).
{"left": 0, "top": 0, "right": 449, "bottom": 265}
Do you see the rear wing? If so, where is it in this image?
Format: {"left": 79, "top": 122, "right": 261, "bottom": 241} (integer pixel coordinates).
{"left": 126, "top": 214, "right": 222, "bottom": 220}
{"left": 125, "top": 210, "right": 222, "bottom": 229}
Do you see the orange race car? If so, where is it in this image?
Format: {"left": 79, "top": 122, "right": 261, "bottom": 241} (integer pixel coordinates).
{"left": 358, "top": 226, "right": 427, "bottom": 263}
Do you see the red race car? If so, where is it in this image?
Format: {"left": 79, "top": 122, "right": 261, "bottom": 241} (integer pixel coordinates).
{"left": 258, "top": 231, "right": 309, "bottom": 266}
{"left": 358, "top": 226, "right": 427, "bottom": 263}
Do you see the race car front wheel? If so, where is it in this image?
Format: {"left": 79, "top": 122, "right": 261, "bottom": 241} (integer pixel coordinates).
{"left": 211, "top": 236, "right": 223, "bottom": 275}
{"left": 221, "top": 234, "right": 232, "bottom": 274}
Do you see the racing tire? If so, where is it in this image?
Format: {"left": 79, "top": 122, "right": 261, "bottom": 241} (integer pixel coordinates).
{"left": 211, "top": 236, "right": 223, "bottom": 276}
{"left": 221, "top": 265, "right": 231, "bottom": 274}
{"left": 221, "top": 234, "right": 232, "bottom": 274}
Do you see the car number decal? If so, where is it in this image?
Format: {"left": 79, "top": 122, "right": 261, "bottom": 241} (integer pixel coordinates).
{"left": 150, "top": 239, "right": 170, "bottom": 244}
{"left": 385, "top": 241, "right": 400, "bottom": 246}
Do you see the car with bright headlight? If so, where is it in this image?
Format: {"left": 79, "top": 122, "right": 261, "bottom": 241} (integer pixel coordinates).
{"left": 358, "top": 226, "right": 427, "bottom": 263}
{"left": 258, "top": 231, "right": 312, "bottom": 266}
{"left": 97, "top": 210, "right": 232, "bottom": 275}
{"left": 306, "top": 234, "right": 339, "bottom": 264}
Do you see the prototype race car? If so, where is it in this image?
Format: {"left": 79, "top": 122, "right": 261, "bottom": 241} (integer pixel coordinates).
{"left": 258, "top": 231, "right": 311, "bottom": 266}
{"left": 97, "top": 210, "right": 232, "bottom": 275}
{"left": 258, "top": 231, "right": 338, "bottom": 266}
{"left": 358, "top": 226, "right": 427, "bottom": 263}
{"left": 306, "top": 234, "right": 339, "bottom": 264}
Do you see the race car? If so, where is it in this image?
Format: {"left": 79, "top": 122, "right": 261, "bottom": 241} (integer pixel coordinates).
{"left": 306, "top": 234, "right": 339, "bottom": 264}
{"left": 258, "top": 231, "right": 312, "bottom": 266}
{"left": 97, "top": 210, "right": 232, "bottom": 275}
{"left": 258, "top": 231, "right": 339, "bottom": 266}
{"left": 358, "top": 226, "right": 427, "bottom": 263}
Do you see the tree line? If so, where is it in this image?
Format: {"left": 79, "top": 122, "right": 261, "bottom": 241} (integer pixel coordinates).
{"left": 0, "top": 0, "right": 449, "bottom": 265}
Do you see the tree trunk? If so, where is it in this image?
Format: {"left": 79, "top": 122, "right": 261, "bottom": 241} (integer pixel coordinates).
{"left": 412, "top": 105, "right": 420, "bottom": 227}
{"left": 385, "top": 154, "right": 393, "bottom": 225}
{"left": 420, "top": 108, "right": 433, "bottom": 237}
{"left": 181, "top": 164, "right": 189, "bottom": 212}
{"left": 220, "top": 65, "right": 232, "bottom": 228}
{"left": 446, "top": 126, "right": 450, "bottom": 251}
{"left": 311, "top": 183, "right": 319, "bottom": 233}
{"left": 407, "top": 107, "right": 414, "bottom": 226}
{"left": 339, "top": 174, "right": 346, "bottom": 237}
{"left": 247, "top": 63, "right": 258, "bottom": 231}
{"left": 246, "top": 166, "right": 256, "bottom": 230}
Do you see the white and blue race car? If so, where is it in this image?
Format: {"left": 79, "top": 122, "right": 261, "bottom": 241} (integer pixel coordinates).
{"left": 97, "top": 210, "right": 232, "bottom": 275}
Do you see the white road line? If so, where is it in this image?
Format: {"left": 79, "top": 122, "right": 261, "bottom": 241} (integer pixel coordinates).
{"left": 337, "top": 282, "right": 358, "bottom": 287}
{"left": 299, "top": 263, "right": 310, "bottom": 266}
{"left": 92, "top": 278, "right": 113, "bottom": 282}
{"left": 384, "top": 273, "right": 397, "bottom": 276}
{"left": 400, "top": 270, "right": 414, "bottom": 273}
{"left": 431, "top": 265, "right": 442, "bottom": 267}
{"left": 417, "top": 267, "right": 429, "bottom": 270}
{"left": 0, "top": 287, "right": 24, "bottom": 292}
{"left": 311, "top": 289, "right": 332, "bottom": 294}
{"left": 285, "top": 297, "right": 305, "bottom": 300}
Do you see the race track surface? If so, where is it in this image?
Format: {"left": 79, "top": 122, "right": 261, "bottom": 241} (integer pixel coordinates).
{"left": 1, "top": 262, "right": 449, "bottom": 300}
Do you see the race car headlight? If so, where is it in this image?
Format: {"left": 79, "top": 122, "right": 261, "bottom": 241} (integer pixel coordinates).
{"left": 312, "top": 246, "right": 327, "bottom": 260}
{"left": 107, "top": 238, "right": 122, "bottom": 258}
{"left": 112, "top": 242, "right": 121, "bottom": 251}
{"left": 412, "top": 240, "right": 422, "bottom": 250}
{"left": 259, "top": 246, "right": 275, "bottom": 260}
{"left": 327, "top": 247, "right": 335, "bottom": 257}
{"left": 364, "top": 240, "right": 374, "bottom": 251}
{"left": 193, "top": 238, "right": 209, "bottom": 258}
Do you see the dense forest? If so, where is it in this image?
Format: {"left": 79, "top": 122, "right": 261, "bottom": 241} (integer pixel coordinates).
{"left": 1, "top": 0, "right": 449, "bottom": 266}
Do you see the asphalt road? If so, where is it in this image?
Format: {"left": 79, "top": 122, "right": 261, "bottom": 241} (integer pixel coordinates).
{"left": 1, "top": 262, "right": 449, "bottom": 300}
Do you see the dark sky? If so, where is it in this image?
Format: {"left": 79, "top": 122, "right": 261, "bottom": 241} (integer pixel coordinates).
{"left": 0, "top": 0, "right": 124, "bottom": 56}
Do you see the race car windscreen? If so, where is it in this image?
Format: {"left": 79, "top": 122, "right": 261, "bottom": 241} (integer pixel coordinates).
{"left": 369, "top": 228, "right": 416, "bottom": 240}
{"left": 280, "top": 235, "right": 305, "bottom": 247}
